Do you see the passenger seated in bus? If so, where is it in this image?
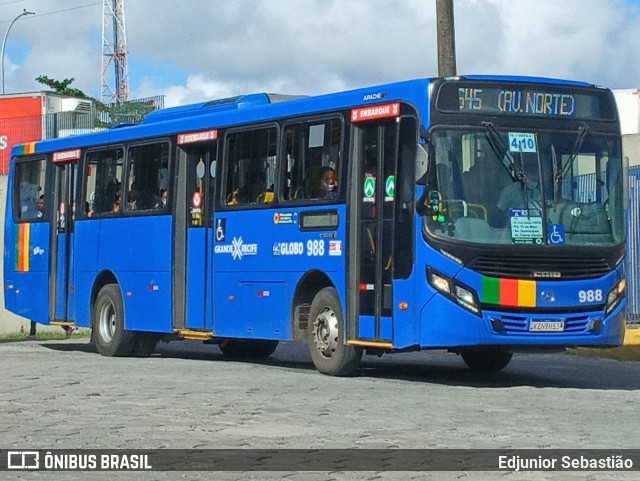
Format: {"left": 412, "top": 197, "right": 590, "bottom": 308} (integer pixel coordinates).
{"left": 312, "top": 166, "right": 337, "bottom": 199}
{"left": 127, "top": 182, "right": 140, "bottom": 209}
{"left": 160, "top": 189, "right": 167, "bottom": 208}
{"left": 37, "top": 195, "right": 45, "bottom": 218}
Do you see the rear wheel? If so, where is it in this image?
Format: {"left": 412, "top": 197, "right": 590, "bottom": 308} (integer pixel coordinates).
{"left": 92, "top": 284, "right": 136, "bottom": 357}
{"left": 461, "top": 348, "right": 513, "bottom": 372}
{"left": 219, "top": 340, "right": 279, "bottom": 359}
{"left": 307, "top": 287, "right": 362, "bottom": 376}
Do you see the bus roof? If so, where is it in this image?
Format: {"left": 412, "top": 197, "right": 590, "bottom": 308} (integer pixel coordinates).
{"left": 10, "top": 75, "right": 606, "bottom": 157}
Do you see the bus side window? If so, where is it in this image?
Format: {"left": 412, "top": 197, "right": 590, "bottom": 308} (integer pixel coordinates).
{"left": 85, "top": 148, "right": 123, "bottom": 216}
{"left": 225, "top": 127, "right": 277, "bottom": 206}
{"left": 14, "top": 158, "right": 46, "bottom": 221}
{"left": 281, "top": 117, "right": 343, "bottom": 203}
{"left": 125, "top": 142, "right": 170, "bottom": 212}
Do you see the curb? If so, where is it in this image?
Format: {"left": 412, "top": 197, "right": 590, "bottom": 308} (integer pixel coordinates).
{"left": 623, "top": 326, "right": 640, "bottom": 346}
{"left": 572, "top": 326, "right": 640, "bottom": 361}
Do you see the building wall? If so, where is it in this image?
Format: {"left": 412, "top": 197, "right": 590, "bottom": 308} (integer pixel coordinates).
{"left": 0, "top": 97, "right": 43, "bottom": 174}
{"left": 623, "top": 133, "right": 640, "bottom": 167}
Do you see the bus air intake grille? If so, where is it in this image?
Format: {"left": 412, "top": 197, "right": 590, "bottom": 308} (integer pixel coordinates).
{"left": 497, "top": 314, "right": 592, "bottom": 334}
{"left": 468, "top": 255, "right": 611, "bottom": 279}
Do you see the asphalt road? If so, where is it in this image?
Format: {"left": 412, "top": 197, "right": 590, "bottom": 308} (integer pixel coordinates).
{"left": 1, "top": 338, "right": 639, "bottom": 481}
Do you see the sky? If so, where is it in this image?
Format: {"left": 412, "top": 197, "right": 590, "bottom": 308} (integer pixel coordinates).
{"left": 1, "top": 0, "right": 640, "bottom": 108}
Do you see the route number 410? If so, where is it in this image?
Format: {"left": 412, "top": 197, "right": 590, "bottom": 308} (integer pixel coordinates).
{"left": 578, "top": 289, "right": 603, "bottom": 303}
{"left": 508, "top": 132, "right": 537, "bottom": 153}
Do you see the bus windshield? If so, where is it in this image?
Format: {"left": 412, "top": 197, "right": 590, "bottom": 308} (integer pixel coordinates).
{"left": 424, "top": 127, "right": 624, "bottom": 247}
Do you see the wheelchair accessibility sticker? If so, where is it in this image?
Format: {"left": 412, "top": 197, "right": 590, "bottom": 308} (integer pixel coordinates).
{"left": 548, "top": 224, "right": 565, "bottom": 245}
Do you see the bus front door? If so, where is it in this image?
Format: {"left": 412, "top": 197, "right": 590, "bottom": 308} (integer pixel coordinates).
{"left": 174, "top": 144, "right": 216, "bottom": 332}
{"left": 350, "top": 121, "right": 399, "bottom": 345}
{"left": 50, "top": 161, "right": 77, "bottom": 326}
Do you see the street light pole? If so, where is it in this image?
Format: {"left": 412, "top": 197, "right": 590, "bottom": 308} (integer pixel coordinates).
{"left": 1, "top": 9, "right": 36, "bottom": 95}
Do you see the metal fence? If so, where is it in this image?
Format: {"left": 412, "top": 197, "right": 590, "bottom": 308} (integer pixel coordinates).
{"left": 627, "top": 166, "right": 640, "bottom": 323}
{"left": 43, "top": 95, "right": 165, "bottom": 138}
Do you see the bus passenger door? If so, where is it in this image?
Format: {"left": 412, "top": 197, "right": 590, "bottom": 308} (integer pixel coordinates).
{"left": 50, "top": 160, "right": 77, "bottom": 324}
{"left": 350, "top": 121, "right": 399, "bottom": 344}
{"left": 175, "top": 141, "right": 217, "bottom": 331}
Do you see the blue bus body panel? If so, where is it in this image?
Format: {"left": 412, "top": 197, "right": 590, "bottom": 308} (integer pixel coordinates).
{"left": 73, "top": 215, "right": 173, "bottom": 332}
{"left": 213, "top": 205, "right": 347, "bottom": 340}
{"left": 3, "top": 220, "right": 50, "bottom": 324}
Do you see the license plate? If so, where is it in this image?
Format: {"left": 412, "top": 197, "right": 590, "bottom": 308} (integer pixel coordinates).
{"left": 529, "top": 320, "right": 565, "bottom": 332}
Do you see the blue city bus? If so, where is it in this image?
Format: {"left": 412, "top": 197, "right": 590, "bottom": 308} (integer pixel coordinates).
{"left": 4, "top": 76, "right": 627, "bottom": 375}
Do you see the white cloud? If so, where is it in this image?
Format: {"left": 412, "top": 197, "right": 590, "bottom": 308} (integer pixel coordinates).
{"left": 2, "top": 0, "right": 639, "bottom": 105}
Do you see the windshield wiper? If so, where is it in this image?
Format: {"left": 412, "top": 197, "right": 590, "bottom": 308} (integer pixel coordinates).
{"left": 556, "top": 123, "right": 590, "bottom": 182}
{"left": 551, "top": 144, "right": 559, "bottom": 206}
{"left": 481, "top": 121, "right": 519, "bottom": 182}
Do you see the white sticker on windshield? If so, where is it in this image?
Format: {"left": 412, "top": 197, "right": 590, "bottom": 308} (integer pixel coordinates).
{"left": 509, "top": 208, "right": 543, "bottom": 245}
{"left": 508, "top": 132, "right": 537, "bottom": 153}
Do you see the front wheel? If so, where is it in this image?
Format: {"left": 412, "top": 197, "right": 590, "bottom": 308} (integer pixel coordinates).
{"left": 307, "top": 287, "right": 362, "bottom": 376}
{"left": 92, "top": 284, "right": 137, "bottom": 357}
{"left": 461, "top": 348, "right": 513, "bottom": 372}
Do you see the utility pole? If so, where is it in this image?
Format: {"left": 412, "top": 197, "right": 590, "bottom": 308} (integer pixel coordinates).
{"left": 101, "top": 0, "right": 130, "bottom": 105}
{"left": 436, "top": 0, "right": 457, "bottom": 77}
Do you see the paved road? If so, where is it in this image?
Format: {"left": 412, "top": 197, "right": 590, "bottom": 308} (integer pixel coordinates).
{"left": 1, "top": 338, "right": 639, "bottom": 480}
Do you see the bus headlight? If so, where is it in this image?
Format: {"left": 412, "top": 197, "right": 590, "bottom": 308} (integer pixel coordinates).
{"left": 605, "top": 278, "right": 625, "bottom": 315}
{"left": 429, "top": 271, "right": 452, "bottom": 294}
{"left": 427, "top": 268, "right": 481, "bottom": 315}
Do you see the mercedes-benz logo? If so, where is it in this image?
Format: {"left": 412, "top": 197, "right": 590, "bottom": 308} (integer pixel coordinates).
{"left": 540, "top": 289, "right": 556, "bottom": 303}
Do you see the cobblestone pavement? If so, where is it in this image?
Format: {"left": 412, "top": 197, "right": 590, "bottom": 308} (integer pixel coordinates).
{"left": 1, "top": 338, "right": 639, "bottom": 481}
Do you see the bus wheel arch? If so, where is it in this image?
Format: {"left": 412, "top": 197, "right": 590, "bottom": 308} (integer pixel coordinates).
{"left": 91, "top": 278, "right": 136, "bottom": 357}
{"left": 291, "top": 269, "right": 333, "bottom": 341}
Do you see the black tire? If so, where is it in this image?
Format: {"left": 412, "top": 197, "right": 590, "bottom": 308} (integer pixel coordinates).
{"left": 219, "top": 340, "right": 279, "bottom": 359}
{"left": 461, "top": 348, "right": 513, "bottom": 372}
{"left": 307, "top": 287, "right": 362, "bottom": 376}
{"left": 92, "top": 284, "right": 136, "bottom": 357}
{"left": 131, "top": 333, "right": 159, "bottom": 358}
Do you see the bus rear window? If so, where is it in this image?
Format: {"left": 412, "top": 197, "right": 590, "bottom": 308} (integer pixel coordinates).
{"left": 14, "top": 158, "right": 46, "bottom": 221}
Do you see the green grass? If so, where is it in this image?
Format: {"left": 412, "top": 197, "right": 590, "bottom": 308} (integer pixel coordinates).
{"left": 1, "top": 329, "right": 91, "bottom": 341}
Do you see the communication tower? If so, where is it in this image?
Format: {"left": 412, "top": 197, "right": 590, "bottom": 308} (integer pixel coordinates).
{"left": 101, "top": 0, "right": 130, "bottom": 105}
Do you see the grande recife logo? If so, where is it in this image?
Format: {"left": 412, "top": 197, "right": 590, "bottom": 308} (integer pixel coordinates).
{"left": 214, "top": 236, "right": 258, "bottom": 260}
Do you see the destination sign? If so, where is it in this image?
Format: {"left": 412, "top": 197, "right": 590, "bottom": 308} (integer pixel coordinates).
{"left": 436, "top": 82, "right": 615, "bottom": 120}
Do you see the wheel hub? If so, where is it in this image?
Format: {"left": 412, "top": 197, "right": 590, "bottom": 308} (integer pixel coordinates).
{"left": 98, "top": 302, "right": 116, "bottom": 343}
{"left": 312, "top": 307, "right": 338, "bottom": 358}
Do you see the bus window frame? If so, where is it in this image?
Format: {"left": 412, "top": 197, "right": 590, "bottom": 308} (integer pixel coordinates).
{"left": 80, "top": 144, "right": 126, "bottom": 219}
{"left": 12, "top": 155, "right": 49, "bottom": 224}
{"left": 279, "top": 113, "right": 346, "bottom": 205}
{"left": 122, "top": 138, "right": 173, "bottom": 216}
{"left": 219, "top": 122, "right": 280, "bottom": 210}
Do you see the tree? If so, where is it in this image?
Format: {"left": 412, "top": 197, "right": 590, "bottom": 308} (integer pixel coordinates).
{"left": 35, "top": 76, "right": 90, "bottom": 99}
{"left": 35, "top": 75, "right": 161, "bottom": 126}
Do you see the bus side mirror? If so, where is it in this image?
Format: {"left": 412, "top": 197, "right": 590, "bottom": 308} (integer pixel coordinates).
{"left": 415, "top": 144, "right": 429, "bottom": 185}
